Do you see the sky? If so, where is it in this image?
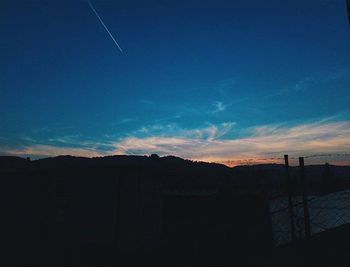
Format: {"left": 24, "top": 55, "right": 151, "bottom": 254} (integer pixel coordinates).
{"left": 1, "top": 0, "right": 350, "bottom": 166}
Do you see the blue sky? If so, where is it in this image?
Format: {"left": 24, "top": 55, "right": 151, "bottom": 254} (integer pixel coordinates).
{"left": 1, "top": 0, "right": 350, "bottom": 165}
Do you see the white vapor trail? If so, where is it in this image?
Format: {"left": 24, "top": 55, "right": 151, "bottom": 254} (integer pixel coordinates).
{"left": 87, "top": 0, "right": 123, "bottom": 53}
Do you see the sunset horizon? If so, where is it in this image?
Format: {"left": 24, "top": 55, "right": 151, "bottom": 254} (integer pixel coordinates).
{"left": 1, "top": 0, "right": 350, "bottom": 167}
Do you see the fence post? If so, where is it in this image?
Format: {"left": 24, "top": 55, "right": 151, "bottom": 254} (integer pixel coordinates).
{"left": 284, "top": 155, "right": 296, "bottom": 241}
{"left": 299, "top": 157, "right": 311, "bottom": 238}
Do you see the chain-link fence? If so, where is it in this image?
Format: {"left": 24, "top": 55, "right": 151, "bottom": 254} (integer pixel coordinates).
{"left": 271, "top": 192, "right": 350, "bottom": 246}
{"left": 269, "top": 155, "right": 350, "bottom": 246}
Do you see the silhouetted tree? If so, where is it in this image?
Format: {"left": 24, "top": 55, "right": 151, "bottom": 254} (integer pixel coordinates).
{"left": 150, "top": 154, "right": 160, "bottom": 160}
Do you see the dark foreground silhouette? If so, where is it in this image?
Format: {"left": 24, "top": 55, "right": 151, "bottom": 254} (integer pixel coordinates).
{"left": 1, "top": 155, "right": 350, "bottom": 266}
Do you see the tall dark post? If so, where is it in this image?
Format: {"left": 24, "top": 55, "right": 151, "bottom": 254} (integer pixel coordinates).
{"left": 284, "top": 155, "right": 296, "bottom": 241}
{"left": 299, "top": 157, "right": 311, "bottom": 238}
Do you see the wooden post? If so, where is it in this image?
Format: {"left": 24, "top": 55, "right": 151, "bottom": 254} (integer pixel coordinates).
{"left": 299, "top": 157, "right": 311, "bottom": 238}
{"left": 284, "top": 155, "right": 296, "bottom": 241}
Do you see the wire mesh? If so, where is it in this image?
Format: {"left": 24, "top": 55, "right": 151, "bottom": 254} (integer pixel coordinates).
{"left": 270, "top": 191, "right": 350, "bottom": 246}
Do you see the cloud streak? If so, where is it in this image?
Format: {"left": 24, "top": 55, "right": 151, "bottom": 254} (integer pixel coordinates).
{"left": 5, "top": 145, "right": 106, "bottom": 159}
{"left": 266, "top": 69, "right": 350, "bottom": 99}
{"left": 112, "top": 120, "right": 350, "bottom": 166}
{"left": 211, "top": 101, "right": 227, "bottom": 113}
{"left": 2, "top": 119, "right": 350, "bottom": 166}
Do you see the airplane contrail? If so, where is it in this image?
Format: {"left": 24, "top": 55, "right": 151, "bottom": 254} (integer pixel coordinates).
{"left": 87, "top": 0, "right": 123, "bottom": 53}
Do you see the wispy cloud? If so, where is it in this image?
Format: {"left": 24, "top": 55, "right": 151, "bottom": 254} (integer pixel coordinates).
{"left": 131, "top": 122, "right": 235, "bottom": 140}
{"left": 111, "top": 120, "right": 350, "bottom": 165}
{"left": 2, "top": 119, "right": 350, "bottom": 166}
{"left": 211, "top": 101, "right": 227, "bottom": 113}
{"left": 266, "top": 69, "right": 350, "bottom": 99}
{"left": 5, "top": 145, "right": 106, "bottom": 159}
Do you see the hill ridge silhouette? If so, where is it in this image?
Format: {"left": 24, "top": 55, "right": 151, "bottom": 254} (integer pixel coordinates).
{"left": 1, "top": 155, "right": 350, "bottom": 190}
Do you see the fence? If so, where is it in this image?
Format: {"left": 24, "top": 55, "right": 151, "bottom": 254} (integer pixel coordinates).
{"left": 270, "top": 155, "right": 350, "bottom": 246}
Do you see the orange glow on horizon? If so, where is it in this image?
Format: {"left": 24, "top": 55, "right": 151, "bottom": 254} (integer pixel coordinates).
{"left": 214, "top": 158, "right": 350, "bottom": 168}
